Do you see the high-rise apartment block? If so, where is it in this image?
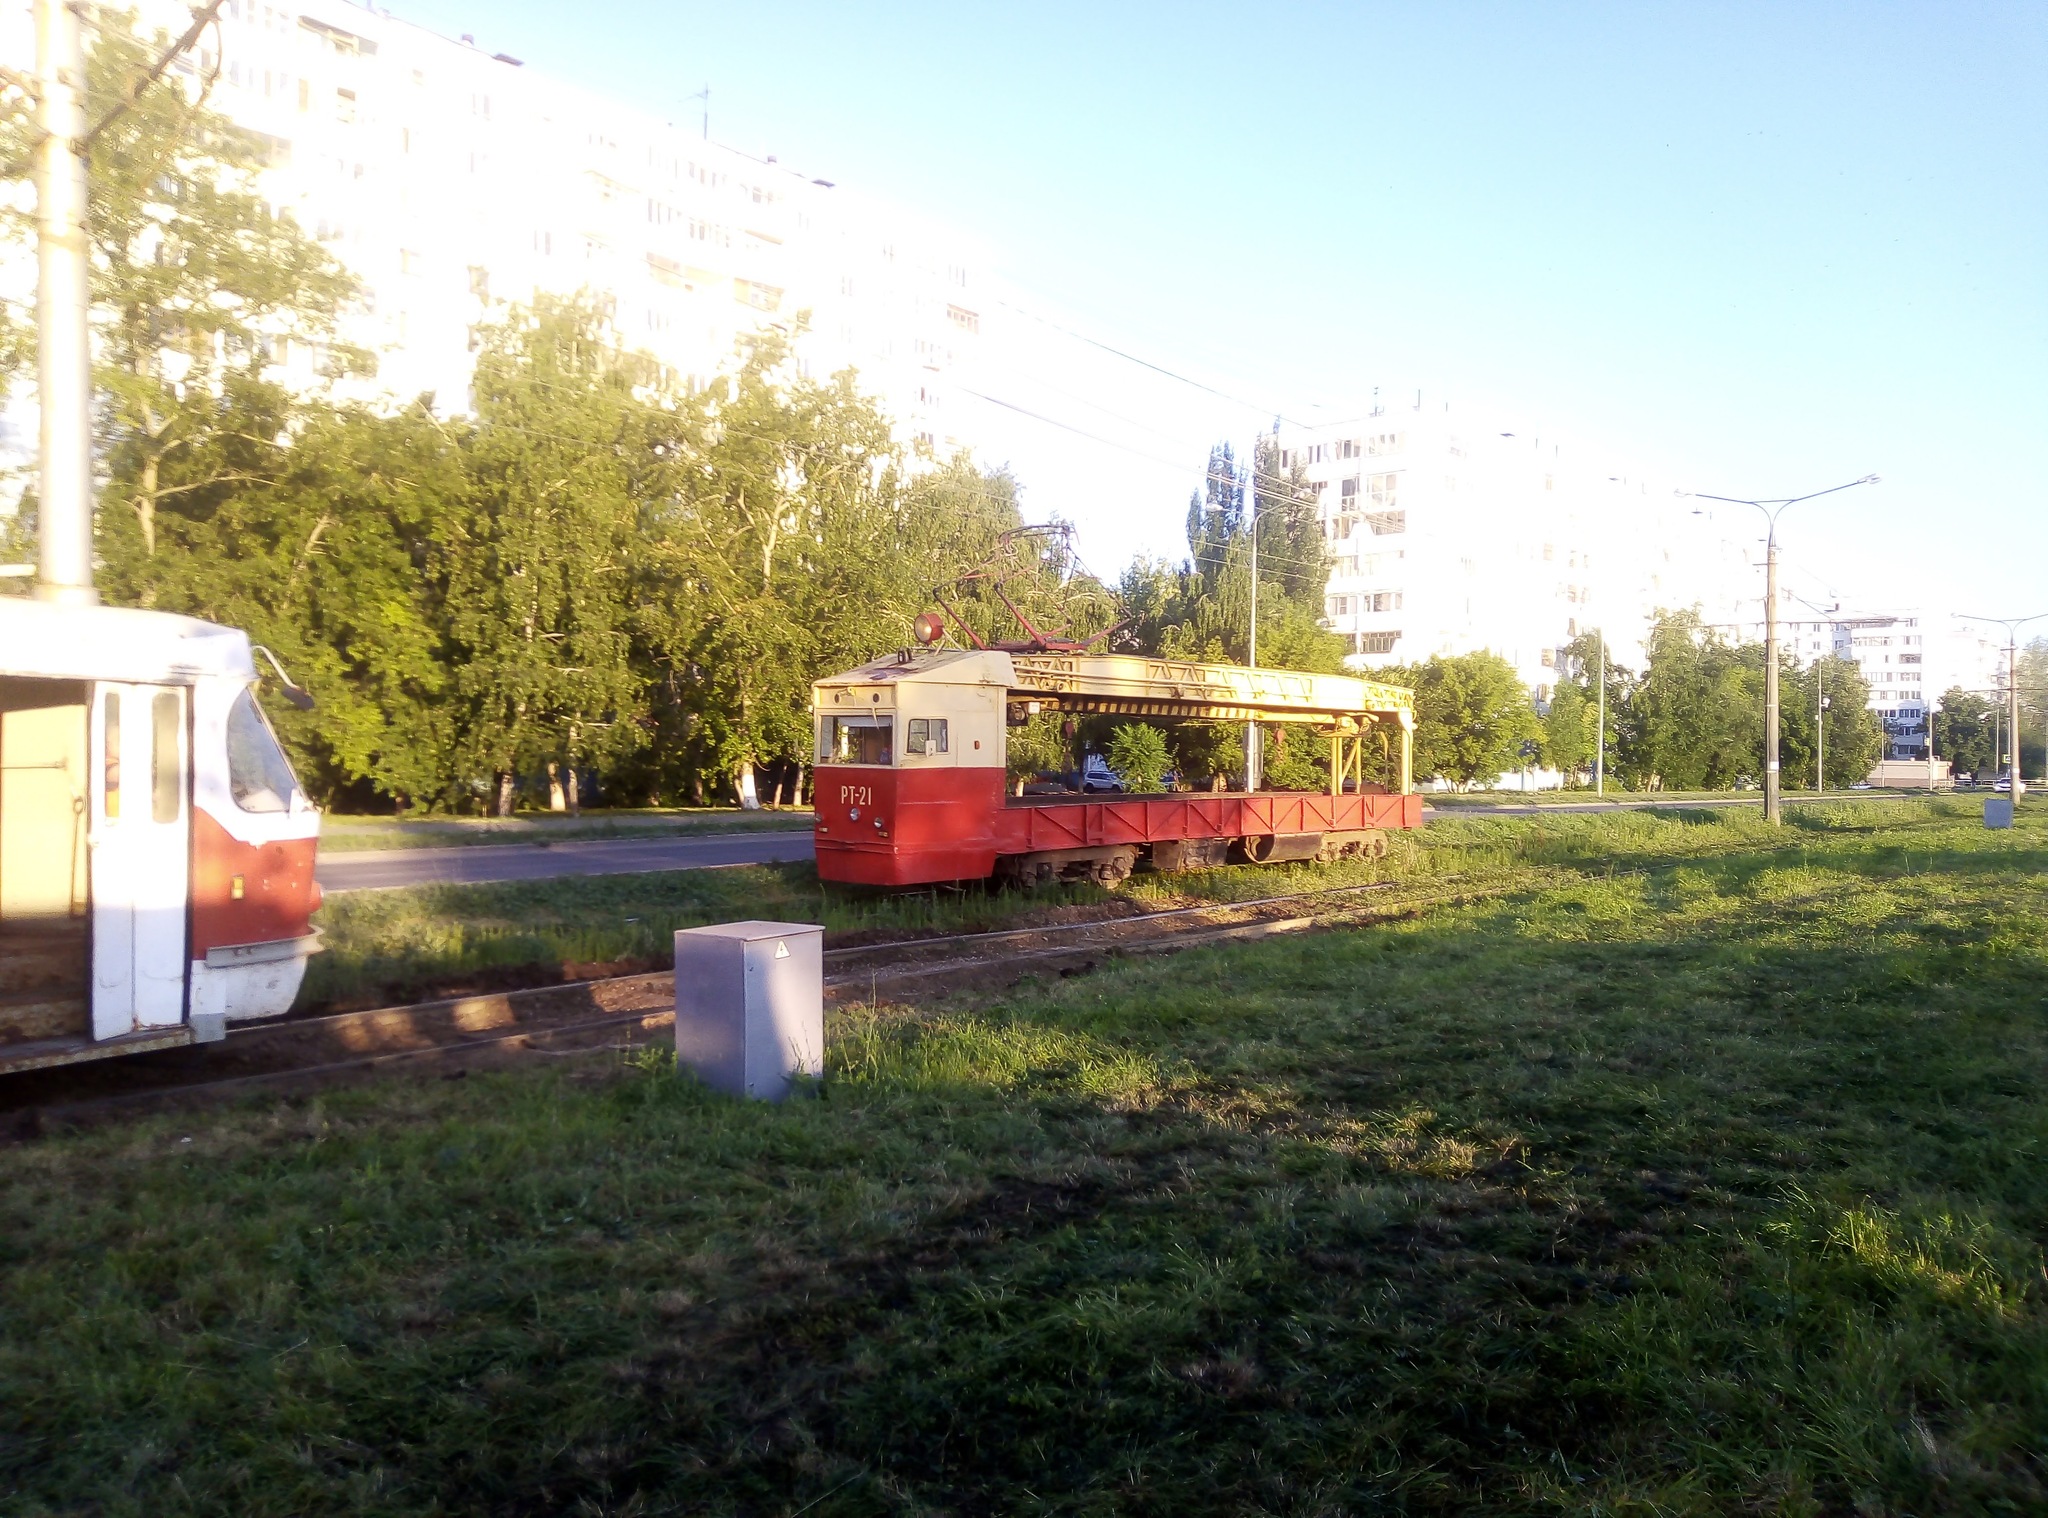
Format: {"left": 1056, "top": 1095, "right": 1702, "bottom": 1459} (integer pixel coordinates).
{"left": 1277, "top": 396, "right": 1740, "bottom": 694}
{"left": 1726, "top": 604, "right": 2002, "bottom": 760}
{"left": 2, "top": 0, "right": 987, "bottom": 452}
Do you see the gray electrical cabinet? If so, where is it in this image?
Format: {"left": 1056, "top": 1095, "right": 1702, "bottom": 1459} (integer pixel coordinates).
{"left": 672, "top": 920, "right": 824, "bottom": 1100}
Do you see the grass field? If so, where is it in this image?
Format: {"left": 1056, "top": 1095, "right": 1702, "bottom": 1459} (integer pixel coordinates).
{"left": 5, "top": 799, "right": 2046, "bottom": 1514}
{"left": 318, "top": 807, "right": 815, "bottom": 853}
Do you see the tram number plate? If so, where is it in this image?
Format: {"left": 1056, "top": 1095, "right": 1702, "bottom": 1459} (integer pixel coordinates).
{"left": 839, "top": 784, "right": 873, "bottom": 807}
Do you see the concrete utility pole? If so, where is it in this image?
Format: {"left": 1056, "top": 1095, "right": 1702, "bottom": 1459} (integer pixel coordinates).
{"left": 1817, "top": 688, "right": 1830, "bottom": 793}
{"left": 1683, "top": 475, "right": 1879, "bottom": 824}
{"left": 1244, "top": 455, "right": 1261, "bottom": 791}
{"left": 33, "top": 0, "right": 96, "bottom": 604}
{"left": 1960, "top": 614, "right": 2048, "bottom": 812}
{"left": 1594, "top": 627, "right": 1605, "bottom": 796}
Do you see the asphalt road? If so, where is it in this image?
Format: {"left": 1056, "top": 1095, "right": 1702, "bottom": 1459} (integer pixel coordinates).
{"left": 316, "top": 790, "right": 1940, "bottom": 893}
{"left": 317, "top": 831, "right": 817, "bottom": 893}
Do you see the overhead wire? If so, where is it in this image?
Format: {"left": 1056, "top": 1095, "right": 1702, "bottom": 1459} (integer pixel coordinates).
{"left": 993, "top": 297, "right": 1314, "bottom": 427}
{"left": 0, "top": 0, "right": 226, "bottom": 179}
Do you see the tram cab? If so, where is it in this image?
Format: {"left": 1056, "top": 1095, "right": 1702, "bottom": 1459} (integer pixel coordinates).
{"left": 0, "top": 600, "right": 321, "bottom": 1072}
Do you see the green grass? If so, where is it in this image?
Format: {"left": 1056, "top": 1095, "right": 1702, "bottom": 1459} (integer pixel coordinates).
{"left": 318, "top": 807, "right": 815, "bottom": 853}
{"left": 7, "top": 799, "right": 2048, "bottom": 1513}
{"left": 302, "top": 795, "right": 2013, "bottom": 1014}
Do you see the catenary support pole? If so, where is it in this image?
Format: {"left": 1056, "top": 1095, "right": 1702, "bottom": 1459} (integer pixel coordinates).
{"left": 1764, "top": 527, "right": 1781, "bottom": 823}
{"left": 2010, "top": 637, "right": 2023, "bottom": 808}
{"left": 1683, "top": 476, "right": 1878, "bottom": 824}
{"left": 1817, "top": 671, "right": 1826, "bottom": 794}
{"left": 1594, "top": 627, "right": 1605, "bottom": 796}
{"left": 1244, "top": 457, "right": 1261, "bottom": 791}
{"left": 34, "top": 0, "right": 96, "bottom": 605}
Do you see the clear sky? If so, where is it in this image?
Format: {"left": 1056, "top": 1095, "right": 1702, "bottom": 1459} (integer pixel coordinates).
{"left": 390, "top": 0, "right": 2046, "bottom": 617}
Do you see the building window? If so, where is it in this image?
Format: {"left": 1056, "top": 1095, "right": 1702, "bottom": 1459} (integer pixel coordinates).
{"left": 946, "top": 305, "right": 980, "bottom": 333}
{"left": 1339, "top": 476, "right": 1359, "bottom": 504}
{"left": 1367, "top": 472, "right": 1399, "bottom": 507}
{"left": 736, "top": 279, "right": 783, "bottom": 312}
{"left": 1359, "top": 631, "right": 1402, "bottom": 655}
{"left": 1368, "top": 433, "right": 1404, "bottom": 456}
{"left": 335, "top": 87, "right": 355, "bottom": 124}
{"left": 1364, "top": 510, "right": 1406, "bottom": 536}
{"left": 533, "top": 230, "right": 552, "bottom": 255}
{"left": 1336, "top": 438, "right": 1359, "bottom": 460}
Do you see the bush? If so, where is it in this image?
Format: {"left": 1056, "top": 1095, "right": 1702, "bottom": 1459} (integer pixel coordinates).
{"left": 1106, "top": 723, "right": 1172, "bottom": 794}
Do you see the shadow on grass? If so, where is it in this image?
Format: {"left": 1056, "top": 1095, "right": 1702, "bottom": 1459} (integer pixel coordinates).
{"left": 10, "top": 854, "right": 2048, "bottom": 1515}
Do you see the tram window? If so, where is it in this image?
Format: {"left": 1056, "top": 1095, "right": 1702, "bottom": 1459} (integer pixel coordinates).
{"left": 152, "top": 692, "right": 181, "bottom": 823}
{"left": 827, "top": 717, "right": 892, "bottom": 766}
{"left": 905, "top": 717, "right": 949, "bottom": 756}
{"left": 227, "top": 688, "right": 300, "bottom": 812}
{"left": 104, "top": 691, "right": 121, "bottom": 821}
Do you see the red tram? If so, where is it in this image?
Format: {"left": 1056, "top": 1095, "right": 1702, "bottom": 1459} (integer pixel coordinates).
{"left": 811, "top": 641, "right": 1419, "bottom": 887}
{"left": 0, "top": 600, "right": 321, "bottom": 1074}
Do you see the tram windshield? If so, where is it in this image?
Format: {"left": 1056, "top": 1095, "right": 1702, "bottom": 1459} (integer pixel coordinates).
{"left": 823, "top": 715, "right": 892, "bottom": 766}
{"left": 227, "top": 687, "right": 302, "bottom": 812}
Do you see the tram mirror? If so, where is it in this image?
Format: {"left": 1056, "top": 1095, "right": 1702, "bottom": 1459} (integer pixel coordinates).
{"left": 281, "top": 684, "right": 316, "bottom": 711}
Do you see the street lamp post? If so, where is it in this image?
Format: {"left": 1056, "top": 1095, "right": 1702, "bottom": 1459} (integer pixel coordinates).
{"left": 1959, "top": 613, "right": 2048, "bottom": 814}
{"left": 1818, "top": 691, "right": 1831, "bottom": 792}
{"left": 1683, "top": 476, "right": 1880, "bottom": 824}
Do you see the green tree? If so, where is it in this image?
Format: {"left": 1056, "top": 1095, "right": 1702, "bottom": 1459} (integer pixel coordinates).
{"left": 1620, "top": 611, "right": 1764, "bottom": 790}
{"left": 1121, "top": 433, "right": 1343, "bottom": 673}
{"left": 1542, "top": 678, "right": 1593, "bottom": 783}
{"left": 1779, "top": 656, "right": 1882, "bottom": 789}
{"left": 1388, "top": 651, "right": 1542, "bottom": 789}
{"left": 445, "top": 298, "right": 652, "bottom": 814}
{"left": 1935, "top": 688, "right": 1996, "bottom": 779}
{"left": 1, "top": 12, "right": 361, "bottom": 565}
{"left": 100, "top": 396, "right": 465, "bottom": 806}
{"left": 1005, "top": 713, "right": 1070, "bottom": 793}
{"left": 1106, "top": 723, "right": 1172, "bottom": 794}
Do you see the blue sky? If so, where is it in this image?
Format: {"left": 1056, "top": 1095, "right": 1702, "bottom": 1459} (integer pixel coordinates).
{"left": 394, "top": 0, "right": 2046, "bottom": 616}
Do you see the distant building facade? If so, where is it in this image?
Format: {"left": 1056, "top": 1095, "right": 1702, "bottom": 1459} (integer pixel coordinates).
{"left": 1276, "top": 395, "right": 1743, "bottom": 695}
{"left": 1725, "top": 603, "right": 2003, "bottom": 760}
{"left": 0, "top": 0, "right": 989, "bottom": 454}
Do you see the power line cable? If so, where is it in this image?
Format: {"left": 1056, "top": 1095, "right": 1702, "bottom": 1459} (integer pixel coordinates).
{"left": 993, "top": 297, "right": 1314, "bottom": 428}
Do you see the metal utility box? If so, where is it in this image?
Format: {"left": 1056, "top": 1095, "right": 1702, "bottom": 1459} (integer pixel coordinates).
{"left": 1985, "top": 797, "right": 2015, "bottom": 830}
{"left": 673, "top": 921, "right": 824, "bottom": 1100}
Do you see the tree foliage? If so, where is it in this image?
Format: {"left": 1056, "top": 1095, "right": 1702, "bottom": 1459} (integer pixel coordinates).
{"left": 1383, "top": 651, "right": 1542, "bottom": 789}
{"left": 1, "top": 12, "right": 361, "bottom": 560}
{"left": 1118, "top": 434, "right": 1343, "bottom": 673}
{"left": 1105, "top": 723, "right": 1172, "bottom": 794}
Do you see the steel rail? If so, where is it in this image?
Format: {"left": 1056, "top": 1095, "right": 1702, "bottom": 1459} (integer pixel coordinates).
{"left": 5, "top": 877, "right": 1514, "bottom": 1123}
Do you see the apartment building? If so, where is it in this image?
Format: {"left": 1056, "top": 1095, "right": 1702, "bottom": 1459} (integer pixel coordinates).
{"left": 2, "top": 0, "right": 988, "bottom": 453}
{"left": 1737, "top": 604, "right": 2003, "bottom": 760}
{"left": 1276, "top": 394, "right": 1740, "bottom": 693}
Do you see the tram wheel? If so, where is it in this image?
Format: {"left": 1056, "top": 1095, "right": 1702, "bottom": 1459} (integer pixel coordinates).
{"left": 1089, "top": 849, "right": 1136, "bottom": 886}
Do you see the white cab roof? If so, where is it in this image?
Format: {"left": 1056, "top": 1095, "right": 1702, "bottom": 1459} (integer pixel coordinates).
{"left": 0, "top": 598, "right": 255, "bottom": 684}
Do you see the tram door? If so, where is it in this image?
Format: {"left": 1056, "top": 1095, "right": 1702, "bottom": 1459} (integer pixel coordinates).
{"left": 88, "top": 684, "right": 190, "bottom": 1038}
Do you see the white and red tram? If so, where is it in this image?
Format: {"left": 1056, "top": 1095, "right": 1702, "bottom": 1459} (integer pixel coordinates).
{"left": 811, "top": 641, "right": 1420, "bottom": 887}
{"left": 0, "top": 599, "right": 321, "bottom": 1074}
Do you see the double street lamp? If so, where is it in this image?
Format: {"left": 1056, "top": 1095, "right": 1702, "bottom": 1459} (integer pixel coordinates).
{"left": 1682, "top": 475, "right": 1880, "bottom": 823}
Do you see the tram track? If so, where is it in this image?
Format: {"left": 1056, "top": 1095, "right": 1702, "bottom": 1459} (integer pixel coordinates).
{"left": 2, "top": 876, "right": 1525, "bottom": 1127}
